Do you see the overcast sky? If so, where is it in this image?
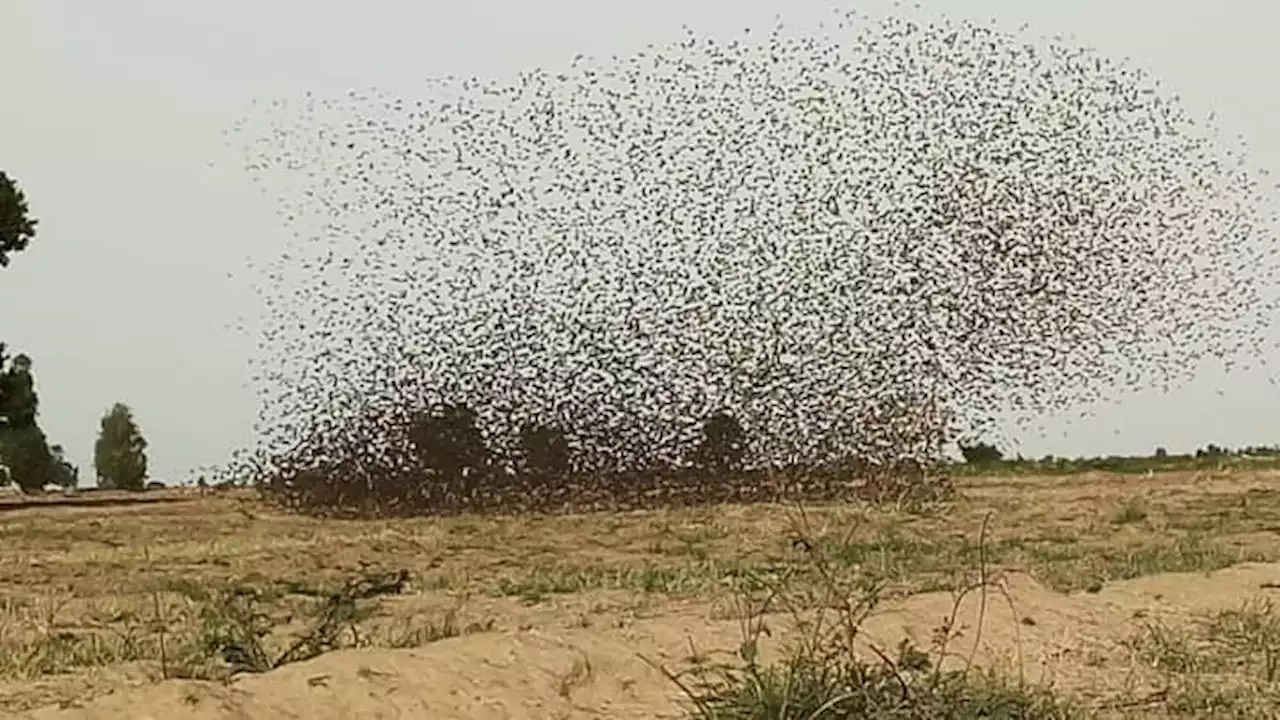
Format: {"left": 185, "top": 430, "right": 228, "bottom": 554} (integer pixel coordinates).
{"left": 2, "top": 0, "right": 1279, "bottom": 483}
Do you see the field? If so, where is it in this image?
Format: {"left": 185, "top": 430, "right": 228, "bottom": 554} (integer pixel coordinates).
{"left": 5, "top": 470, "right": 1280, "bottom": 718}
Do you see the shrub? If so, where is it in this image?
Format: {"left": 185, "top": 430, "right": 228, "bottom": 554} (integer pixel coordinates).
{"left": 959, "top": 442, "right": 1003, "bottom": 465}
{"left": 693, "top": 412, "right": 747, "bottom": 472}
{"left": 519, "top": 423, "right": 572, "bottom": 477}
{"left": 408, "top": 403, "right": 490, "bottom": 480}
{"left": 663, "top": 514, "right": 1079, "bottom": 719}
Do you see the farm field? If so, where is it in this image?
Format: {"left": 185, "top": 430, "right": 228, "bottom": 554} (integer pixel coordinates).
{"left": 4, "top": 470, "right": 1280, "bottom": 718}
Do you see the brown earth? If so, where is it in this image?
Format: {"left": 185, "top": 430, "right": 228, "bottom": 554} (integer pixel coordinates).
{"left": 3, "top": 470, "right": 1280, "bottom": 718}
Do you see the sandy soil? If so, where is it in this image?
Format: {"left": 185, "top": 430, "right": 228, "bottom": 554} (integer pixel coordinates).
{"left": 3, "top": 470, "right": 1280, "bottom": 718}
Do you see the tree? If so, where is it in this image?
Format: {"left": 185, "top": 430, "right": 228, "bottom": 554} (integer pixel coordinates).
{"left": 408, "top": 403, "right": 490, "bottom": 480}
{"left": 0, "top": 171, "right": 37, "bottom": 268}
{"left": 693, "top": 411, "right": 747, "bottom": 471}
{"left": 519, "top": 422, "right": 572, "bottom": 477}
{"left": 0, "top": 349, "right": 38, "bottom": 430}
{"left": 959, "top": 441, "right": 1004, "bottom": 465}
{"left": 1195, "top": 444, "right": 1227, "bottom": 459}
{"left": 49, "top": 444, "right": 79, "bottom": 489}
{"left": 0, "top": 424, "right": 56, "bottom": 492}
{"left": 0, "top": 351, "right": 56, "bottom": 492}
{"left": 94, "top": 403, "right": 149, "bottom": 490}
{"left": 0, "top": 171, "right": 53, "bottom": 493}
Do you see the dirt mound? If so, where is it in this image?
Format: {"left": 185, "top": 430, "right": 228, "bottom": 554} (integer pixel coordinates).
{"left": 18, "top": 626, "right": 692, "bottom": 720}
{"left": 20, "top": 563, "right": 1280, "bottom": 720}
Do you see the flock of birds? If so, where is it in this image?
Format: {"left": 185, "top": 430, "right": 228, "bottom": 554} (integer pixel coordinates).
{"left": 225, "top": 9, "right": 1280, "bottom": 515}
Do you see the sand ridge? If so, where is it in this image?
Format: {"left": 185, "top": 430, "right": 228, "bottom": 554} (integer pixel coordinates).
{"left": 19, "top": 563, "right": 1280, "bottom": 720}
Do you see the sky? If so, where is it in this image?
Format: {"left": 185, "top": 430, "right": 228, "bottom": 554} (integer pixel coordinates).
{"left": 2, "top": 0, "right": 1279, "bottom": 483}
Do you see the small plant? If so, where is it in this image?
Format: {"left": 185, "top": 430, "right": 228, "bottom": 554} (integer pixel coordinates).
{"left": 652, "top": 509, "right": 1081, "bottom": 719}
{"left": 1207, "top": 598, "right": 1280, "bottom": 682}
{"left": 180, "top": 568, "right": 409, "bottom": 676}
{"left": 1125, "top": 598, "right": 1280, "bottom": 717}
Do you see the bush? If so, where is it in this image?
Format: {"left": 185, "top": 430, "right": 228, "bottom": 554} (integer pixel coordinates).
{"left": 519, "top": 423, "right": 572, "bottom": 477}
{"left": 663, "top": 514, "right": 1079, "bottom": 719}
{"left": 959, "top": 442, "right": 1003, "bottom": 465}
{"left": 408, "top": 403, "right": 490, "bottom": 480}
{"left": 256, "top": 398, "right": 954, "bottom": 518}
{"left": 693, "top": 412, "right": 747, "bottom": 472}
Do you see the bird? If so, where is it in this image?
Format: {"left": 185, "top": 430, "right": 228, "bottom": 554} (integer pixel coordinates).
{"left": 220, "top": 6, "right": 1280, "bottom": 517}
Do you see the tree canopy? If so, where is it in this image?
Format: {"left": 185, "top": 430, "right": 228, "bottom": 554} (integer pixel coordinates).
{"left": 0, "top": 171, "right": 38, "bottom": 268}
{"left": 94, "top": 403, "right": 150, "bottom": 490}
{"left": 0, "top": 170, "right": 59, "bottom": 492}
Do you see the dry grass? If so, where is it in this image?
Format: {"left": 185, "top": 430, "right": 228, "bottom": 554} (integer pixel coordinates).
{"left": 3, "top": 470, "right": 1280, "bottom": 716}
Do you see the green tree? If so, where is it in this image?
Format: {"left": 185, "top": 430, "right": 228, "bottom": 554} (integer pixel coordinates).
{"left": 519, "top": 422, "right": 572, "bottom": 477}
{"left": 49, "top": 444, "right": 79, "bottom": 489}
{"left": 0, "top": 170, "right": 56, "bottom": 493}
{"left": 959, "top": 441, "right": 1004, "bottom": 465}
{"left": 94, "top": 403, "right": 149, "bottom": 490}
{"left": 0, "top": 351, "right": 57, "bottom": 492}
{"left": 408, "top": 403, "right": 490, "bottom": 480}
{"left": 1195, "top": 444, "right": 1227, "bottom": 458}
{"left": 0, "top": 171, "right": 37, "bottom": 268}
{"left": 0, "top": 424, "right": 56, "bottom": 492}
{"left": 693, "top": 411, "right": 747, "bottom": 471}
{"left": 0, "top": 349, "right": 37, "bottom": 430}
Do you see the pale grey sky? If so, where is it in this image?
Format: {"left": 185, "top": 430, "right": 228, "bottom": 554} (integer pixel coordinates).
{"left": 2, "top": 0, "right": 1279, "bottom": 482}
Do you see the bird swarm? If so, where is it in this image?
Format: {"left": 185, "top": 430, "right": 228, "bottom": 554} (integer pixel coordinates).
{"left": 227, "top": 10, "right": 1280, "bottom": 517}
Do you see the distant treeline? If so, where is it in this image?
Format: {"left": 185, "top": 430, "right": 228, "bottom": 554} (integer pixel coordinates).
{"left": 953, "top": 441, "right": 1280, "bottom": 476}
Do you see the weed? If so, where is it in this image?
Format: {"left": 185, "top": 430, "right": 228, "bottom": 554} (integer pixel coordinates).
{"left": 171, "top": 568, "right": 409, "bottom": 676}
{"left": 490, "top": 561, "right": 783, "bottom": 604}
{"left": 1125, "top": 597, "right": 1280, "bottom": 717}
{"left": 652, "top": 509, "right": 1083, "bottom": 719}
